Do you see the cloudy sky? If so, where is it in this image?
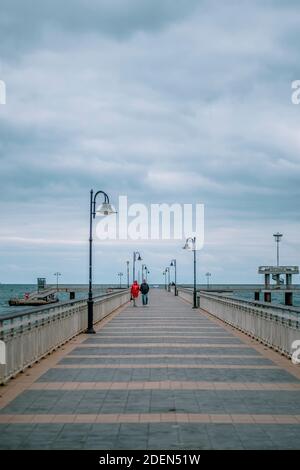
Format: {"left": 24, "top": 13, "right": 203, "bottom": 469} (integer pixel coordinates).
{"left": 0, "top": 0, "right": 300, "bottom": 285}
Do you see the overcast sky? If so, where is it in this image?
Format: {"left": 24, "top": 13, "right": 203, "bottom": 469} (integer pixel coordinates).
{"left": 0, "top": 0, "right": 300, "bottom": 285}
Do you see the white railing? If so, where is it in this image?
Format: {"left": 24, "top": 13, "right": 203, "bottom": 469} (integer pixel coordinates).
{"left": 0, "top": 290, "right": 130, "bottom": 384}
{"left": 176, "top": 288, "right": 300, "bottom": 358}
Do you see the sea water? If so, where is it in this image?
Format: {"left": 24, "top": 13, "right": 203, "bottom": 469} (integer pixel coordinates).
{"left": 1, "top": 283, "right": 300, "bottom": 317}
{"left": 0, "top": 284, "right": 110, "bottom": 316}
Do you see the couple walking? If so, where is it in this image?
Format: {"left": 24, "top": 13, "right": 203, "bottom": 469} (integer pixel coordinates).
{"left": 131, "top": 279, "right": 150, "bottom": 306}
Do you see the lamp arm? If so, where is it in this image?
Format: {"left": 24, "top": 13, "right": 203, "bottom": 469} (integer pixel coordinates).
{"left": 92, "top": 190, "right": 109, "bottom": 218}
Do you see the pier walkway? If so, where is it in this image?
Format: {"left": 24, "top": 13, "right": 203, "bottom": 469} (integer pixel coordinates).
{"left": 1, "top": 289, "right": 300, "bottom": 449}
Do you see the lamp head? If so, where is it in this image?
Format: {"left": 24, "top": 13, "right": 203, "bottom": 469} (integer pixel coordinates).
{"left": 273, "top": 232, "right": 283, "bottom": 241}
{"left": 96, "top": 202, "right": 116, "bottom": 216}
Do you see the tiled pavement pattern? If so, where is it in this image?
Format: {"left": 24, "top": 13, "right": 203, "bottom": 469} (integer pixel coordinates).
{"left": 1, "top": 289, "right": 300, "bottom": 449}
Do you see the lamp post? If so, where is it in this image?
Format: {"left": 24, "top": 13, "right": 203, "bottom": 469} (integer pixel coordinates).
{"left": 206, "top": 272, "right": 211, "bottom": 289}
{"left": 183, "top": 237, "right": 197, "bottom": 308}
{"left": 142, "top": 264, "right": 149, "bottom": 282}
{"left": 163, "top": 270, "right": 167, "bottom": 290}
{"left": 170, "top": 259, "right": 177, "bottom": 295}
{"left": 133, "top": 251, "right": 142, "bottom": 283}
{"left": 273, "top": 232, "right": 283, "bottom": 267}
{"left": 54, "top": 272, "right": 61, "bottom": 292}
{"left": 165, "top": 267, "right": 170, "bottom": 292}
{"left": 126, "top": 261, "right": 130, "bottom": 288}
{"left": 87, "top": 189, "right": 115, "bottom": 334}
{"left": 118, "top": 272, "right": 123, "bottom": 288}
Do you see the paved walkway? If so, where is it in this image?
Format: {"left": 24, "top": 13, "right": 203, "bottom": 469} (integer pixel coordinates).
{"left": 1, "top": 289, "right": 300, "bottom": 449}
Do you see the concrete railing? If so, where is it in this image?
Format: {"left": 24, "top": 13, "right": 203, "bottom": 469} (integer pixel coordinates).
{"left": 175, "top": 287, "right": 200, "bottom": 306}
{"left": 0, "top": 289, "right": 130, "bottom": 384}
{"left": 176, "top": 287, "right": 300, "bottom": 358}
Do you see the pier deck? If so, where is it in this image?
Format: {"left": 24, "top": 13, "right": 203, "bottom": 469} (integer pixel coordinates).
{"left": 1, "top": 289, "right": 300, "bottom": 449}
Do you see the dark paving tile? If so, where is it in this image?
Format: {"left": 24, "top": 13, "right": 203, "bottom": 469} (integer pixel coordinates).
{"left": 234, "top": 424, "right": 300, "bottom": 450}
{"left": 147, "top": 423, "right": 181, "bottom": 449}
{"left": 69, "top": 346, "right": 261, "bottom": 356}
{"left": 4, "top": 388, "right": 300, "bottom": 416}
{"left": 84, "top": 338, "right": 243, "bottom": 345}
{"left": 59, "top": 356, "right": 273, "bottom": 366}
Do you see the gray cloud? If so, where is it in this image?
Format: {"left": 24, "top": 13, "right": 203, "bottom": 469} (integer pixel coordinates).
{"left": 0, "top": 0, "right": 200, "bottom": 58}
{"left": 0, "top": 0, "right": 300, "bottom": 283}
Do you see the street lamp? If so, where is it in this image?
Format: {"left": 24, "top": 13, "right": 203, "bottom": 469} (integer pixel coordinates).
{"left": 54, "top": 272, "right": 61, "bottom": 292}
{"left": 183, "top": 237, "right": 197, "bottom": 308}
{"left": 87, "top": 189, "right": 116, "bottom": 334}
{"left": 163, "top": 270, "right": 167, "bottom": 290}
{"left": 170, "top": 259, "right": 177, "bottom": 295}
{"left": 133, "top": 251, "right": 142, "bottom": 282}
{"left": 142, "top": 264, "right": 149, "bottom": 282}
{"left": 118, "top": 272, "right": 123, "bottom": 288}
{"left": 165, "top": 267, "right": 170, "bottom": 292}
{"left": 206, "top": 272, "right": 211, "bottom": 289}
{"left": 126, "top": 261, "right": 130, "bottom": 288}
{"left": 273, "top": 232, "right": 283, "bottom": 267}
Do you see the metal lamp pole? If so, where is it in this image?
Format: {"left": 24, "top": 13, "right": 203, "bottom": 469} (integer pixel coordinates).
{"left": 183, "top": 237, "right": 197, "bottom": 308}
{"left": 54, "top": 272, "right": 61, "bottom": 292}
{"left": 163, "top": 270, "right": 167, "bottom": 290}
{"left": 118, "top": 272, "right": 123, "bottom": 288}
{"left": 126, "top": 261, "right": 130, "bottom": 288}
{"left": 133, "top": 251, "right": 142, "bottom": 283}
{"left": 87, "top": 189, "right": 115, "bottom": 334}
{"left": 170, "top": 259, "right": 177, "bottom": 295}
{"left": 143, "top": 265, "right": 149, "bottom": 282}
{"left": 165, "top": 267, "right": 170, "bottom": 292}
{"left": 273, "top": 232, "right": 283, "bottom": 267}
{"left": 206, "top": 272, "right": 211, "bottom": 289}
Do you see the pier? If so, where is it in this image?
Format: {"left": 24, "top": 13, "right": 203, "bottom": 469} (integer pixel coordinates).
{"left": 8, "top": 279, "right": 113, "bottom": 306}
{"left": 258, "top": 266, "right": 300, "bottom": 306}
{"left": 1, "top": 289, "right": 300, "bottom": 449}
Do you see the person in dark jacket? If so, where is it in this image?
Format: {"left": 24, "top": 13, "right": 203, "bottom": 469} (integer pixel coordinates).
{"left": 140, "top": 279, "right": 150, "bottom": 306}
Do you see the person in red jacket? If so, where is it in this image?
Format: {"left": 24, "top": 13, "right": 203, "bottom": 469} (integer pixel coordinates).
{"left": 130, "top": 280, "right": 140, "bottom": 307}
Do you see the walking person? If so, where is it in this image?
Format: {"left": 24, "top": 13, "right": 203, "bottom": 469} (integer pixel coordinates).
{"left": 140, "top": 279, "right": 150, "bottom": 306}
{"left": 130, "top": 280, "right": 140, "bottom": 307}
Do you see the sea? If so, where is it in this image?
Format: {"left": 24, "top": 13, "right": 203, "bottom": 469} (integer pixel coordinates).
{"left": 0, "top": 284, "right": 113, "bottom": 317}
{"left": 1, "top": 283, "right": 300, "bottom": 317}
{"left": 191, "top": 284, "right": 300, "bottom": 309}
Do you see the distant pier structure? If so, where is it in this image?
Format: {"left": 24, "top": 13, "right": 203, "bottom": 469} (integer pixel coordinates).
{"left": 257, "top": 266, "right": 299, "bottom": 305}
{"left": 255, "top": 233, "right": 300, "bottom": 306}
